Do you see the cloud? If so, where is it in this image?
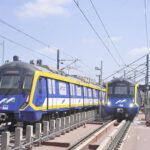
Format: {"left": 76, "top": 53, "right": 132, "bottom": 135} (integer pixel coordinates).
{"left": 17, "top": 0, "right": 71, "bottom": 18}
{"left": 110, "top": 36, "right": 123, "bottom": 43}
{"left": 128, "top": 47, "right": 150, "bottom": 57}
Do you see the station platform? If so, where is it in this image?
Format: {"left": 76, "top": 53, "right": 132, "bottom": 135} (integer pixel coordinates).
{"left": 121, "top": 111, "right": 150, "bottom": 150}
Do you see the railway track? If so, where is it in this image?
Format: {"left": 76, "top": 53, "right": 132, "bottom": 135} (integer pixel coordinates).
{"left": 107, "top": 120, "right": 131, "bottom": 150}
{"left": 68, "top": 120, "right": 112, "bottom": 150}
{"left": 0, "top": 110, "right": 115, "bottom": 150}
{"left": 67, "top": 119, "right": 132, "bottom": 150}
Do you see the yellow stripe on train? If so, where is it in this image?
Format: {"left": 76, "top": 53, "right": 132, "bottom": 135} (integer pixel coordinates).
{"left": 27, "top": 71, "right": 105, "bottom": 111}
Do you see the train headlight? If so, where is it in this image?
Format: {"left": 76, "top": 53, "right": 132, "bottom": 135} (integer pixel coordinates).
{"left": 107, "top": 101, "right": 111, "bottom": 106}
{"left": 129, "top": 103, "right": 134, "bottom": 108}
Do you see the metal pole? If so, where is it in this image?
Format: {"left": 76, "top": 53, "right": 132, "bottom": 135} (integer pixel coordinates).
{"left": 101, "top": 61, "right": 103, "bottom": 86}
{"left": 146, "top": 54, "right": 149, "bottom": 105}
{"left": 99, "top": 61, "right": 103, "bottom": 120}
{"left": 2, "top": 41, "right": 4, "bottom": 64}
{"left": 57, "top": 49, "right": 60, "bottom": 70}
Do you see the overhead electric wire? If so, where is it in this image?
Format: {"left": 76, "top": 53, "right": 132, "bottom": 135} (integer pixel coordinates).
{"left": 0, "top": 34, "right": 56, "bottom": 62}
{"left": 120, "top": 63, "right": 146, "bottom": 78}
{"left": 0, "top": 19, "right": 49, "bottom": 47}
{"left": 137, "top": 75, "right": 150, "bottom": 83}
{"left": 129, "top": 67, "right": 147, "bottom": 80}
{"left": 144, "top": 0, "right": 149, "bottom": 49}
{"left": 0, "top": 18, "right": 97, "bottom": 76}
{"left": 73, "top": 0, "right": 121, "bottom": 68}
{"left": 89, "top": 0, "right": 125, "bottom": 65}
{"left": 104, "top": 54, "right": 147, "bottom": 80}
{"left": 0, "top": 18, "right": 76, "bottom": 60}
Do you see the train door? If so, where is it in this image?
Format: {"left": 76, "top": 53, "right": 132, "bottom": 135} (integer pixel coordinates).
{"left": 34, "top": 77, "right": 48, "bottom": 109}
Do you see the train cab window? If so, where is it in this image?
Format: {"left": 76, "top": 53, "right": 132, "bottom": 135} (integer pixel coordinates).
{"left": 0, "top": 75, "right": 20, "bottom": 89}
{"left": 129, "top": 86, "right": 134, "bottom": 96}
{"left": 108, "top": 86, "right": 113, "bottom": 94}
{"left": 23, "top": 75, "right": 33, "bottom": 90}
{"left": 48, "top": 79, "right": 56, "bottom": 95}
{"left": 76, "top": 85, "right": 82, "bottom": 96}
{"left": 114, "top": 86, "right": 128, "bottom": 95}
{"left": 59, "top": 82, "right": 67, "bottom": 95}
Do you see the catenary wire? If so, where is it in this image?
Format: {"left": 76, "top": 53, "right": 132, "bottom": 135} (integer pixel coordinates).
{"left": 104, "top": 54, "right": 147, "bottom": 80}
{"left": 73, "top": 0, "right": 121, "bottom": 68}
{"left": 89, "top": 0, "right": 125, "bottom": 66}
{"left": 0, "top": 34, "right": 57, "bottom": 62}
{"left": 144, "top": 0, "right": 149, "bottom": 49}
{"left": 0, "top": 18, "right": 76, "bottom": 60}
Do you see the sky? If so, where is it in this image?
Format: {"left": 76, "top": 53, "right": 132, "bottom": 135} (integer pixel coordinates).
{"left": 0, "top": 0, "right": 149, "bottom": 82}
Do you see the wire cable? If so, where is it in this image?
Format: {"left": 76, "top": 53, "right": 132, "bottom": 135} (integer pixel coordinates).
{"left": 73, "top": 0, "right": 121, "bottom": 67}
{"left": 0, "top": 34, "right": 57, "bottom": 62}
{"left": 0, "top": 18, "right": 77, "bottom": 60}
{"left": 144, "top": 0, "right": 149, "bottom": 49}
{"left": 89, "top": 0, "right": 125, "bottom": 65}
{"left": 104, "top": 54, "right": 147, "bottom": 80}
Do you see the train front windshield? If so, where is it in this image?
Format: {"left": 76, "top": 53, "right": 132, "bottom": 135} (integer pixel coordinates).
{"left": 0, "top": 71, "right": 33, "bottom": 94}
{"left": 108, "top": 83, "right": 134, "bottom": 97}
{"left": 0, "top": 75, "right": 20, "bottom": 89}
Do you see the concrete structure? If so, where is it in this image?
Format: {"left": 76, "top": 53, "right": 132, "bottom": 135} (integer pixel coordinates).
{"left": 15, "top": 127, "right": 23, "bottom": 148}
{"left": 1, "top": 132, "right": 10, "bottom": 150}
{"left": 26, "top": 125, "right": 33, "bottom": 148}
{"left": 35, "top": 123, "right": 42, "bottom": 145}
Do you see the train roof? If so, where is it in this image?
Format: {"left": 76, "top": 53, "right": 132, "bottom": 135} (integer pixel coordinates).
{"left": 0, "top": 61, "right": 38, "bottom": 73}
{"left": 109, "top": 77, "right": 135, "bottom": 85}
{"left": 0, "top": 61, "right": 105, "bottom": 89}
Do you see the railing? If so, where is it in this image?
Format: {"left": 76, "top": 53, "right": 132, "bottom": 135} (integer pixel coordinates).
{"left": 1, "top": 110, "right": 96, "bottom": 150}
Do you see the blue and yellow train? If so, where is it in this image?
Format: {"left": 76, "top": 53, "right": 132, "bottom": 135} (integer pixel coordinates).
{"left": 105, "top": 78, "right": 141, "bottom": 118}
{"left": 0, "top": 58, "right": 106, "bottom": 123}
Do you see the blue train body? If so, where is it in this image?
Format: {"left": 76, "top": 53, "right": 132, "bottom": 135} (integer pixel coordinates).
{"left": 0, "top": 60, "right": 106, "bottom": 123}
{"left": 105, "top": 78, "right": 140, "bottom": 118}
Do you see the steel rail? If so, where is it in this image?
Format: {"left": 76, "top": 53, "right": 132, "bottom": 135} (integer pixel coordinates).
{"left": 67, "top": 120, "right": 112, "bottom": 150}
{"left": 108, "top": 120, "right": 131, "bottom": 150}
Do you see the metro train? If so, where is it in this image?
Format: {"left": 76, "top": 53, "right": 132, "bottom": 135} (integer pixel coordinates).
{"left": 0, "top": 57, "right": 106, "bottom": 124}
{"left": 105, "top": 78, "right": 141, "bottom": 118}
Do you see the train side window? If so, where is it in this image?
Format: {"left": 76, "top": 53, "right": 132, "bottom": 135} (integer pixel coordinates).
{"left": 129, "top": 86, "right": 134, "bottom": 96}
{"left": 76, "top": 85, "right": 81, "bottom": 96}
{"left": 59, "top": 81, "right": 67, "bottom": 95}
{"left": 84, "top": 87, "right": 87, "bottom": 97}
{"left": 102, "top": 92, "right": 105, "bottom": 99}
{"left": 48, "top": 79, "right": 56, "bottom": 95}
{"left": 93, "top": 89, "right": 97, "bottom": 98}
{"left": 38, "top": 78, "right": 42, "bottom": 94}
{"left": 88, "top": 88, "right": 92, "bottom": 97}
{"left": 70, "top": 84, "right": 75, "bottom": 96}
{"left": 48, "top": 79, "right": 52, "bottom": 95}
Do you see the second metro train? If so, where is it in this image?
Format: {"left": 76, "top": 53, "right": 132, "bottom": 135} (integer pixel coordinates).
{"left": 105, "top": 78, "right": 141, "bottom": 118}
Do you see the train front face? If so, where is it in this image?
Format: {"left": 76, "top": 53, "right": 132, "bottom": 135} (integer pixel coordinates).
{"left": 0, "top": 61, "right": 36, "bottom": 123}
{"left": 105, "top": 79, "right": 139, "bottom": 118}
